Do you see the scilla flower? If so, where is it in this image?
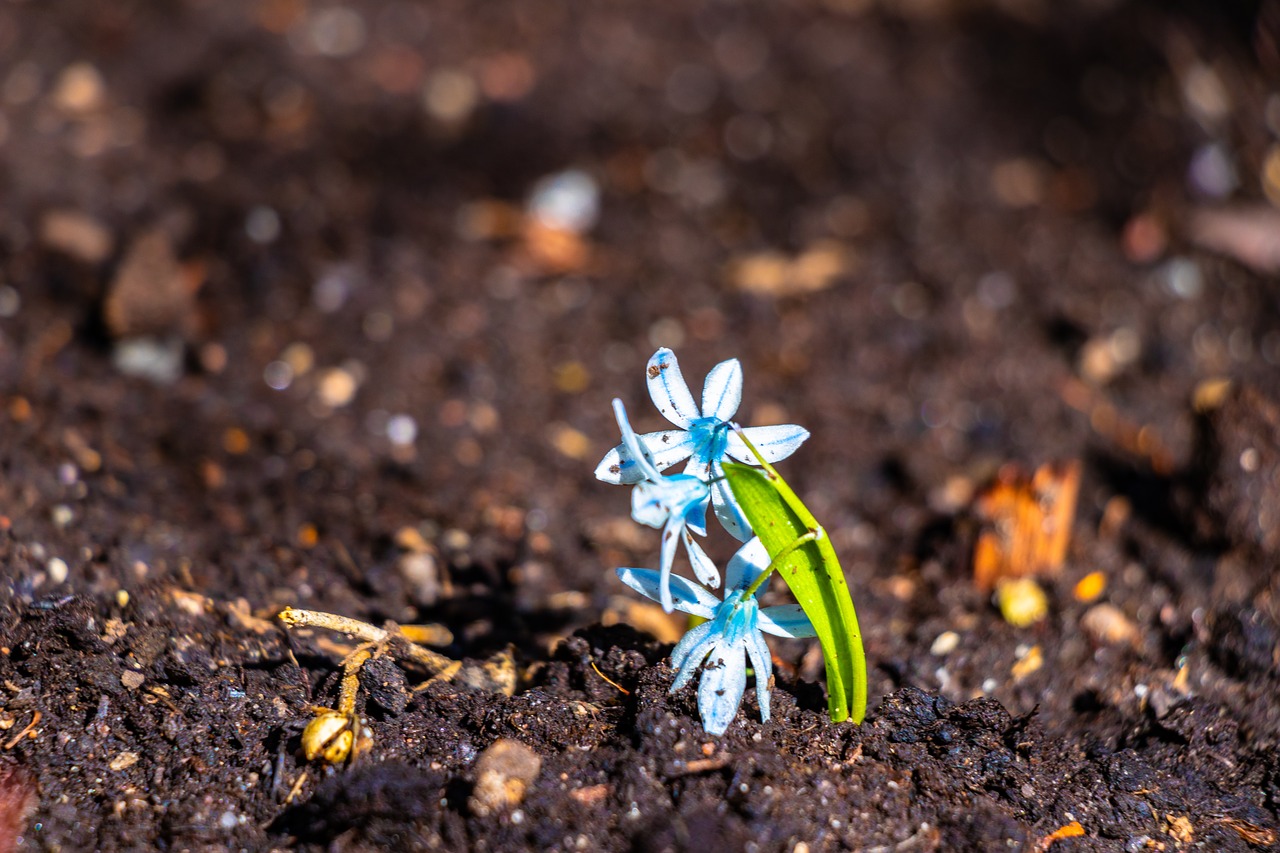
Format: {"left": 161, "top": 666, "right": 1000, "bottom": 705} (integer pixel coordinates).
{"left": 595, "top": 348, "right": 809, "bottom": 540}
{"left": 610, "top": 398, "right": 718, "bottom": 611}
{"left": 617, "top": 537, "right": 816, "bottom": 735}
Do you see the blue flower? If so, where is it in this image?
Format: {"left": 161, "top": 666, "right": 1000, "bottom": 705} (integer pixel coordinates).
{"left": 595, "top": 348, "right": 810, "bottom": 541}
{"left": 617, "top": 537, "right": 817, "bottom": 736}
{"left": 609, "top": 398, "right": 718, "bottom": 611}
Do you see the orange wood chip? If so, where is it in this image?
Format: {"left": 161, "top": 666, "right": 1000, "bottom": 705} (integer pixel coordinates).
{"left": 973, "top": 460, "right": 1081, "bottom": 593}
{"left": 1034, "top": 821, "right": 1085, "bottom": 851}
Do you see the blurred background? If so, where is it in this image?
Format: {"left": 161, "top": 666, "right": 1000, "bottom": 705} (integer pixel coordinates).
{"left": 1, "top": 0, "right": 1278, "bottom": 694}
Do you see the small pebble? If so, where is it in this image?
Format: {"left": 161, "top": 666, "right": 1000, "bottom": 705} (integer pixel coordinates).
{"left": 317, "top": 367, "right": 358, "bottom": 408}
{"left": 108, "top": 752, "right": 140, "bottom": 772}
{"left": 930, "top": 631, "right": 960, "bottom": 656}
{"left": 121, "top": 670, "right": 145, "bottom": 690}
{"left": 397, "top": 551, "right": 441, "bottom": 607}
{"left": 47, "top": 557, "right": 69, "bottom": 585}
{"left": 1080, "top": 603, "right": 1140, "bottom": 647}
{"left": 527, "top": 169, "right": 600, "bottom": 234}
{"left": 39, "top": 210, "right": 113, "bottom": 263}
{"left": 387, "top": 414, "right": 418, "bottom": 445}
{"left": 468, "top": 738, "right": 542, "bottom": 817}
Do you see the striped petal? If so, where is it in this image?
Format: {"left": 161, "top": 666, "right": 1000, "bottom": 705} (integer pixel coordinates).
{"left": 616, "top": 567, "right": 718, "bottom": 619}
{"left": 724, "top": 537, "right": 770, "bottom": 595}
{"left": 646, "top": 348, "right": 700, "bottom": 429}
{"left": 697, "top": 642, "right": 747, "bottom": 736}
{"left": 656, "top": 515, "right": 684, "bottom": 612}
{"left": 726, "top": 424, "right": 810, "bottom": 465}
{"left": 745, "top": 627, "right": 774, "bottom": 723}
{"left": 757, "top": 604, "right": 817, "bottom": 639}
{"left": 612, "top": 399, "right": 663, "bottom": 482}
{"left": 701, "top": 358, "right": 742, "bottom": 423}
{"left": 594, "top": 430, "right": 696, "bottom": 484}
{"left": 670, "top": 622, "right": 717, "bottom": 691}
{"left": 683, "top": 529, "right": 720, "bottom": 588}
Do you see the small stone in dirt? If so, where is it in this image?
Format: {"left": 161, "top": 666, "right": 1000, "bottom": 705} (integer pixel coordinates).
{"left": 1080, "top": 603, "right": 1139, "bottom": 648}
{"left": 106, "top": 229, "right": 198, "bottom": 339}
{"left": 120, "top": 670, "right": 145, "bottom": 690}
{"left": 112, "top": 337, "right": 184, "bottom": 385}
{"left": 569, "top": 784, "right": 608, "bottom": 806}
{"left": 39, "top": 209, "right": 113, "bottom": 263}
{"left": 397, "top": 551, "right": 441, "bottom": 607}
{"left": 468, "top": 739, "right": 541, "bottom": 817}
{"left": 930, "top": 631, "right": 960, "bottom": 656}
{"left": 46, "top": 557, "right": 69, "bottom": 585}
{"left": 108, "top": 751, "right": 139, "bottom": 772}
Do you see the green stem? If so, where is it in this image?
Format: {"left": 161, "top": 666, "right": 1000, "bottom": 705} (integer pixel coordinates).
{"left": 741, "top": 528, "right": 822, "bottom": 601}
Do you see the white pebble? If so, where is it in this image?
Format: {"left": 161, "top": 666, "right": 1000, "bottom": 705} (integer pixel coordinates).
{"left": 527, "top": 169, "right": 600, "bottom": 233}
{"left": 387, "top": 414, "right": 418, "bottom": 446}
{"left": 48, "top": 557, "right": 69, "bottom": 584}
{"left": 930, "top": 631, "right": 960, "bottom": 656}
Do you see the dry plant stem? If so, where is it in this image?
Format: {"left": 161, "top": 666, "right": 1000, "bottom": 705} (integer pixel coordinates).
{"left": 336, "top": 647, "right": 372, "bottom": 717}
{"left": 278, "top": 607, "right": 454, "bottom": 674}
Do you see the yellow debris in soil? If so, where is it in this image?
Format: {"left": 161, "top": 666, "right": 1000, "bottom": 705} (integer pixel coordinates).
{"left": 1034, "top": 821, "right": 1084, "bottom": 851}
{"left": 223, "top": 427, "right": 251, "bottom": 455}
{"left": 40, "top": 209, "right": 114, "bottom": 264}
{"left": 548, "top": 423, "right": 592, "bottom": 460}
{"left": 726, "top": 240, "right": 855, "bottom": 297}
{"left": 602, "top": 597, "right": 684, "bottom": 645}
{"left": 1164, "top": 814, "right": 1194, "bottom": 844}
{"left": 972, "top": 460, "right": 1080, "bottom": 593}
{"left": 296, "top": 523, "right": 318, "bottom": 549}
{"left": 1011, "top": 645, "right": 1043, "bottom": 681}
{"left": 996, "top": 577, "right": 1048, "bottom": 628}
{"left": 553, "top": 360, "right": 591, "bottom": 394}
{"left": 1073, "top": 572, "right": 1106, "bottom": 603}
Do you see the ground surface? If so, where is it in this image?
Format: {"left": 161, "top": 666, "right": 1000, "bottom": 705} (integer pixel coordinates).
{"left": 2, "top": 0, "right": 1280, "bottom": 850}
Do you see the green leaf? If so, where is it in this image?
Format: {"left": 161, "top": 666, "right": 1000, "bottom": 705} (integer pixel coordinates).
{"left": 723, "top": 458, "right": 867, "bottom": 724}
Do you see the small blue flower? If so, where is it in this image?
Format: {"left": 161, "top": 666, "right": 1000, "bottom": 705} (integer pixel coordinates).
{"left": 595, "top": 348, "right": 810, "bottom": 540}
{"left": 617, "top": 537, "right": 817, "bottom": 736}
{"left": 610, "top": 398, "right": 718, "bottom": 611}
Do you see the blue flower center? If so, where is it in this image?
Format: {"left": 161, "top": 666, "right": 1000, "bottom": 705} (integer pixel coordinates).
{"left": 713, "top": 596, "right": 758, "bottom": 646}
{"left": 688, "top": 417, "right": 730, "bottom": 467}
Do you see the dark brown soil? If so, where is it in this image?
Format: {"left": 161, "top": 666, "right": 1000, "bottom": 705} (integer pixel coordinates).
{"left": 3, "top": 1, "right": 1280, "bottom": 850}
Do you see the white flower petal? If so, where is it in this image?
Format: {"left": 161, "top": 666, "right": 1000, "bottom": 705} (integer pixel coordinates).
{"left": 640, "top": 430, "right": 698, "bottom": 471}
{"left": 683, "top": 529, "right": 720, "bottom": 588}
{"left": 727, "top": 424, "right": 810, "bottom": 465}
{"left": 724, "top": 537, "right": 770, "bottom": 595}
{"left": 646, "top": 348, "right": 700, "bottom": 429}
{"left": 710, "top": 474, "right": 752, "bottom": 541}
{"left": 595, "top": 430, "right": 695, "bottom": 484}
{"left": 757, "top": 604, "right": 817, "bottom": 639}
{"left": 613, "top": 399, "right": 663, "bottom": 482}
{"left": 697, "top": 642, "right": 747, "bottom": 736}
{"left": 594, "top": 446, "right": 644, "bottom": 484}
{"left": 616, "top": 568, "right": 717, "bottom": 619}
{"left": 701, "top": 358, "right": 742, "bottom": 423}
{"left": 670, "top": 622, "right": 717, "bottom": 690}
{"left": 745, "top": 628, "right": 773, "bottom": 723}
{"left": 630, "top": 482, "right": 668, "bottom": 529}
{"left": 656, "top": 515, "right": 684, "bottom": 612}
